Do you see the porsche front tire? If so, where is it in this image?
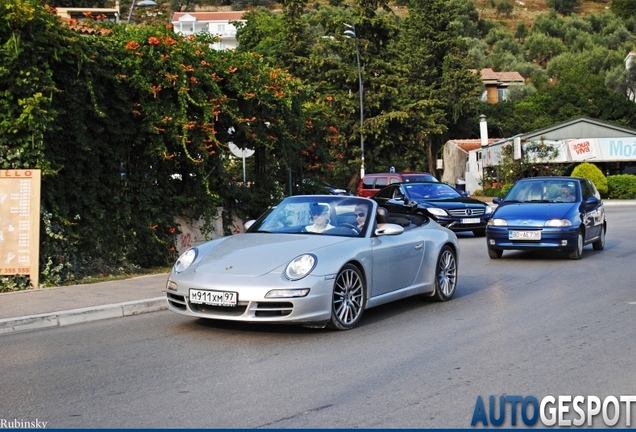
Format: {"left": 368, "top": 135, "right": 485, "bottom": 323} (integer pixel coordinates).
{"left": 328, "top": 264, "right": 365, "bottom": 330}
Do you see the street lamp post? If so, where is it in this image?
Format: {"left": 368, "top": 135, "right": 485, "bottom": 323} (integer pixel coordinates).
{"left": 343, "top": 23, "right": 365, "bottom": 179}
{"left": 127, "top": 0, "right": 157, "bottom": 23}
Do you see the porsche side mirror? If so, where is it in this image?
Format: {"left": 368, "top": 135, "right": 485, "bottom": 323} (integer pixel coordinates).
{"left": 375, "top": 223, "right": 404, "bottom": 236}
{"left": 244, "top": 220, "right": 256, "bottom": 230}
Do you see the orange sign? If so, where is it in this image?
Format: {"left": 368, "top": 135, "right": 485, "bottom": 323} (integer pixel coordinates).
{"left": 0, "top": 170, "right": 41, "bottom": 288}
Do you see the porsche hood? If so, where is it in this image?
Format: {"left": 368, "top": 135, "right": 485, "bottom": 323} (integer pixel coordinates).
{"left": 193, "top": 233, "right": 350, "bottom": 277}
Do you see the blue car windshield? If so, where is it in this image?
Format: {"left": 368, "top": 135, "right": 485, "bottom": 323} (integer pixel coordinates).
{"left": 505, "top": 180, "right": 579, "bottom": 203}
{"left": 247, "top": 196, "right": 373, "bottom": 237}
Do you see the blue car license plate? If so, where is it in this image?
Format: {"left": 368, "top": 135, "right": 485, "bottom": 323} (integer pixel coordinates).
{"left": 509, "top": 230, "right": 541, "bottom": 240}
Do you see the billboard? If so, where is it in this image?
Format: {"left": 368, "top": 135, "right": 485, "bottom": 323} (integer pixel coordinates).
{"left": 0, "top": 170, "right": 41, "bottom": 288}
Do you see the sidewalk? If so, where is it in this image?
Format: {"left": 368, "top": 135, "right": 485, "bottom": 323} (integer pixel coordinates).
{"left": 0, "top": 273, "right": 169, "bottom": 335}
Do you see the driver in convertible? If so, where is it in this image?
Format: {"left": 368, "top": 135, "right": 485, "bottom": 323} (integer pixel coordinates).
{"left": 306, "top": 203, "right": 335, "bottom": 233}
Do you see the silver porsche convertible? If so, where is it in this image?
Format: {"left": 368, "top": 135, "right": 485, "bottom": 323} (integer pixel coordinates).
{"left": 166, "top": 195, "right": 460, "bottom": 330}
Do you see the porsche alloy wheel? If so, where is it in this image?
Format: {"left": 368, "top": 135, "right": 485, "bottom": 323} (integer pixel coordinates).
{"left": 433, "top": 246, "right": 458, "bottom": 301}
{"left": 328, "top": 264, "right": 365, "bottom": 330}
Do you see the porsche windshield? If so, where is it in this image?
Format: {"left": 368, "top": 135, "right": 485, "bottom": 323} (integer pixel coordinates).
{"left": 247, "top": 196, "right": 373, "bottom": 237}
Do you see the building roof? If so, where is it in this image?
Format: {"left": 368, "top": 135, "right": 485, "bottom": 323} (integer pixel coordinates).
{"left": 171, "top": 11, "right": 245, "bottom": 21}
{"left": 480, "top": 68, "right": 524, "bottom": 85}
{"left": 522, "top": 116, "right": 636, "bottom": 141}
{"left": 448, "top": 138, "right": 500, "bottom": 153}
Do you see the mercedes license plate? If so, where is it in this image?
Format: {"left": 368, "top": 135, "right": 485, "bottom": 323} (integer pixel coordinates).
{"left": 189, "top": 289, "right": 238, "bottom": 306}
{"left": 461, "top": 218, "right": 480, "bottom": 224}
{"left": 509, "top": 230, "right": 541, "bottom": 240}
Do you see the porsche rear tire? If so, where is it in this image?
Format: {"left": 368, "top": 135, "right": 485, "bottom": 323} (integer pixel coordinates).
{"left": 328, "top": 264, "right": 366, "bottom": 330}
{"left": 433, "top": 245, "right": 458, "bottom": 302}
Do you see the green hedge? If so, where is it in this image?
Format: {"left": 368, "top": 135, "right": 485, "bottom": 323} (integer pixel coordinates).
{"left": 607, "top": 174, "right": 636, "bottom": 199}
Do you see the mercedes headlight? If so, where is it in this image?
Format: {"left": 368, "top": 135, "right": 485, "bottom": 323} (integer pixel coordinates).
{"left": 285, "top": 254, "right": 317, "bottom": 281}
{"left": 174, "top": 248, "right": 198, "bottom": 273}
{"left": 427, "top": 207, "right": 448, "bottom": 217}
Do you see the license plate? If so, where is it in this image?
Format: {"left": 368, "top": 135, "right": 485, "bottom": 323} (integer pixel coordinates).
{"left": 461, "top": 218, "right": 481, "bottom": 224}
{"left": 509, "top": 230, "right": 541, "bottom": 240}
{"left": 189, "top": 289, "right": 238, "bottom": 306}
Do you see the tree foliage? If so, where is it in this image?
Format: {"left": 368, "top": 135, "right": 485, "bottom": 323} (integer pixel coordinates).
{"left": 1, "top": 0, "right": 323, "bottom": 287}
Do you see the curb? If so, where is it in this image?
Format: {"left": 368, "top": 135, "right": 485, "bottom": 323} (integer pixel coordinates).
{"left": 0, "top": 297, "right": 167, "bottom": 336}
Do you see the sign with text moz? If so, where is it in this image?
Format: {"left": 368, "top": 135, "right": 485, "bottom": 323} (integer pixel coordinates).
{"left": 0, "top": 170, "right": 41, "bottom": 288}
{"left": 566, "top": 137, "right": 636, "bottom": 162}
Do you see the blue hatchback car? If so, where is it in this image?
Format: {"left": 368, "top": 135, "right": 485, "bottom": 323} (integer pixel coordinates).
{"left": 486, "top": 176, "right": 606, "bottom": 260}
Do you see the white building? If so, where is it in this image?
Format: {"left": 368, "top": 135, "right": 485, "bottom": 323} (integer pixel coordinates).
{"left": 170, "top": 11, "right": 246, "bottom": 50}
{"left": 442, "top": 116, "right": 636, "bottom": 194}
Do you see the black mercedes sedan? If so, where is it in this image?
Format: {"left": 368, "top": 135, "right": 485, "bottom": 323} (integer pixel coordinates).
{"left": 373, "top": 182, "right": 493, "bottom": 236}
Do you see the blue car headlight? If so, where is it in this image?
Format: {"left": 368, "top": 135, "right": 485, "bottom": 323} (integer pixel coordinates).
{"left": 545, "top": 219, "right": 572, "bottom": 227}
{"left": 488, "top": 218, "right": 508, "bottom": 226}
{"left": 174, "top": 248, "right": 198, "bottom": 273}
{"left": 285, "top": 254, "right": 317, "bottom": 281}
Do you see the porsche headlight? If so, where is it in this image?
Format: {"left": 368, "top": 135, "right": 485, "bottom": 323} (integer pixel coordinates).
{"left": 545, "top": 219, "right": 572, "bottom": 227}
{"left": 174, "top": 248, "right": 198, "bottom": 273}
{"left": 427, "top": 207, "right": 448, "bottom": 217}
{"left": 285, "top": 254, "right": 317, "bottom": 281}
{"left": 488, "top": 218, "right": 508, "bottom": 226}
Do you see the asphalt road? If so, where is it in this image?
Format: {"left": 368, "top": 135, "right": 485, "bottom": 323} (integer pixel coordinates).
{"left": 1, "top": 207, "right": 635, "bottom": 428}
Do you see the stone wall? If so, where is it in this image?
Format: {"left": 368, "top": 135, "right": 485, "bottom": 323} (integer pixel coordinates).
{"left": 174, "top": 208, "right": 245, "bottom": 255}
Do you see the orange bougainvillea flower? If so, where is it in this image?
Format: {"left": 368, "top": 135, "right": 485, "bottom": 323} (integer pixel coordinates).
{"left": 329, "top": 126, "right": 338, "bottom": 133}
{"left": 228, "top": 66, "right": 238, "bottom": 73}
{"left": 326, "top": 95, "right": 333, "bottom": 101}
{"left": 126, "top": 41, "right": 140, "bottom": 50}
{"left": 166, "top": 24, "right": 173, "bottom": 30}
{"left": 164, "top": 37, "right": 176, "bottom": 45}
{"left": 190, "top": 76, "right": 198, "bottom": 84}
{"left": 169, "top": 227, "right": 176, "bottom": 234}
{"left": 165, "top": 73, "right": 178, "bottom": 84}
{"left": 151, "top": 85, "right": 162, "bottom": 98}
{"left": 83, "top": 11, "right": 93, "bottom": 17}
{"left": 148, "top": 37, "right": 161, "bottom": 45}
